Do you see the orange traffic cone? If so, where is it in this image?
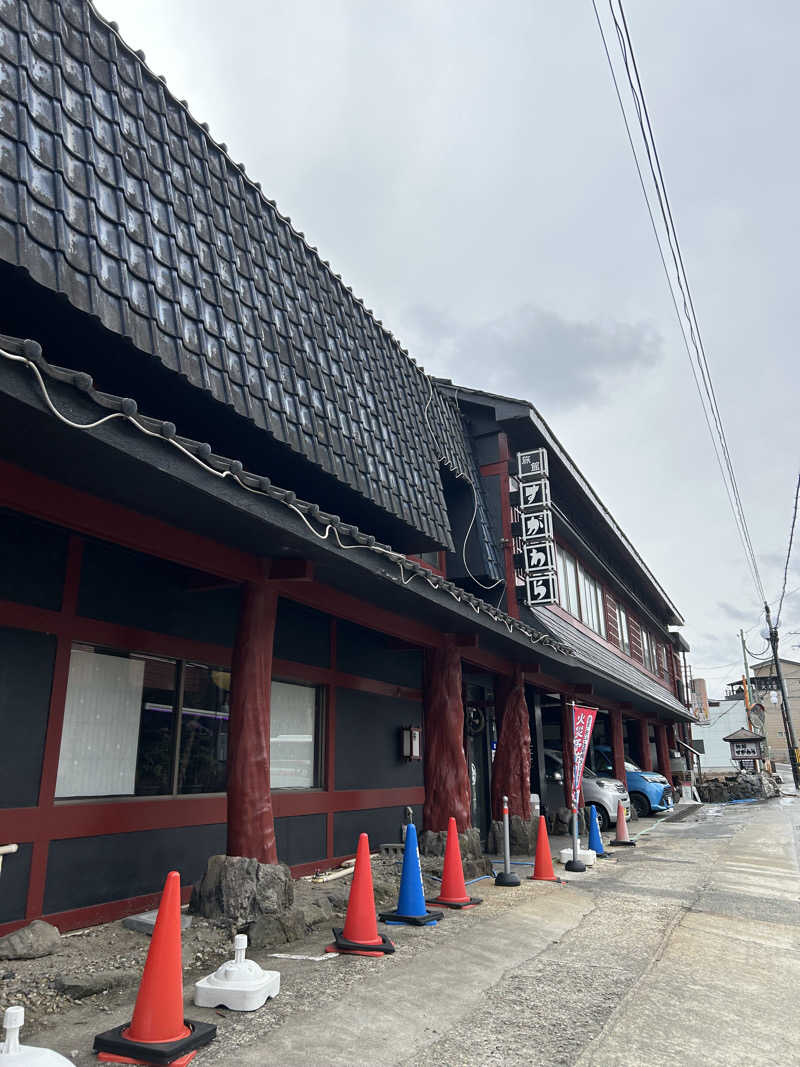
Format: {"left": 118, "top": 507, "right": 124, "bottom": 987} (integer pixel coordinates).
{"left": 94, "top": 871, "right": 216, "bottom": 1065}
{"left": 530, "top": 816, "right": 558, "bottom": 882}
{"left": 326, "top": 834, "right": 395, "bottom": 957}
{"left": 428, "top": 817, "right": 482, "bottom": 909}
{"left": 611, "top": 801, "right": 636, "bottom": 847}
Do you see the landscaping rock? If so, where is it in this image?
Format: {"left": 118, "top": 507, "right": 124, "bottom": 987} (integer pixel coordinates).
{"left": 419, "top": 826, "right": 493, "bottom": 877}
{"left": 190, "top": 855, "right": 294, "bottom": 926}
{"left": 0, "top": 920, "right": 60, "bottom": 960}
{"left": 54, "top": 970, "right": 130, "bottom": 999}
{"left": 697, "top": 770, "right": 781, "bottom": 803}
{"left": 123, "top": 910, "right": 192, "bottom": 936}
{"left": 487, "top": 815, "right": 537, "bottom": 856}
{"left": 247, "top": 906, "right": 308, "bottom": 949}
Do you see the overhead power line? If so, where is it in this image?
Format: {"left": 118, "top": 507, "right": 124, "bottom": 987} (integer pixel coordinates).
{"left": 590, "top": 0, "right": 767, "bottom": 608}
{"left": 776, "top": 471, "right": 800, "bottom": 626}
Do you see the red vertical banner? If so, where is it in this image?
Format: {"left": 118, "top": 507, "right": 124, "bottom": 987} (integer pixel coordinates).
{"left": 571, "top": 704, "right": 598, "bottom": 811}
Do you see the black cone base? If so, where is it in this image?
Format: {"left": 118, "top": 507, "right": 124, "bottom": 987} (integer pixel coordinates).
{"left": 379, "top": 907, "right": 444, "bottom": 925}
{"left": 494, "top": 872, "right": 521, "bottom": 886}
{"left": 427, "top": 895, "right": 482, "bottom": 909}
{"left": 564, "top": 859, "right": 586, "bottom": 872}
{"left": 611, "top": 839, "right": 636, "bottom": 847}
{"left": 327, "top": 927, "right": 395, "bottom": 954}
{"left": 93, "top": 1020, "right": 216, "bottom": 1065}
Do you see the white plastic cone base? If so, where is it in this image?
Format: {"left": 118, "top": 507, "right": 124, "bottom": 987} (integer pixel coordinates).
{"left": 1, "top": 1006, "right": 74, "bottom": 1064}
{"left": 558, "top": 847, "right": 596, "bottom": 867}
{"left": 194, "top": 935, "right": 280, "bottom": 1012}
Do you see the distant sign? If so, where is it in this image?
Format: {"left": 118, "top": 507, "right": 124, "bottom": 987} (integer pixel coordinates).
{"left": 517, "top": 449, "right": 548, "bottom": 480}
{"left": 731, "top": 740, "right": 760, "bottom": 760}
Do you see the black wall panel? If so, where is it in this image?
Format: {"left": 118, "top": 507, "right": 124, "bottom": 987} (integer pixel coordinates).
{"left": 0, "top": 841, "right": 32, "bottom": 923}
{"left": 335, "top": 688, "right": 424, "bottom": 791}
{"left": 0, "top": 627, "right": 56, "bottom": 808}
{"left": 0, "top": 508, "right": 68, "bottom": 611}
{"left": 274, "top": 598, "right": 330, "bottom": 668}
{"left": 43, "top": 823, "right": 227, "bottom": 914}
{"left": 78, "top": 540, "right": 241, "bottom": 648}
{"left": 333, "top": 805, "right": 423, "bottom": 857}
{"left": 274, "top": 813, "right": 327, "bottom": 867}
{"left": 336, "top": 620, "right": 423, "bottom": 688}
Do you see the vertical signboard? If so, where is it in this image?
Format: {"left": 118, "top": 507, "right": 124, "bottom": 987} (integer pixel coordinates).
{"left": 571, "top": 704, "right": 598, "bottom": 811}
{"left": 514, "top": 448, "right": 558, "bottom": 606}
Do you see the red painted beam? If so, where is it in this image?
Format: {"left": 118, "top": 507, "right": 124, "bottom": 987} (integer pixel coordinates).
{"left": 0, "top": 460, "right": 259, "bottom": 583}
{"left": 269, "top": 559, "right": 314, "bottom": 581}
{"left": 609, "top": 709, "right": 627, "bottom": 787}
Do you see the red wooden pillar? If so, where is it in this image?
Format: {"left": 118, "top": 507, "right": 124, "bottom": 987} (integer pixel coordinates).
{"left": 655, "top": 723, "right": 673, "bottom": 787}
{"left": 227, "top": 577, "right": 278, "bottom": 864}
{"left": 609, "top": 709, "right": 627, "bottom": 787}
{"left": 423, "top": 636, "right": 471, "bottom": 832}
{"left": 490, "top": 664, "right": 531, "bottom": 820}
{"left": 637, "top": 718, "right": 653, "bottom": 771}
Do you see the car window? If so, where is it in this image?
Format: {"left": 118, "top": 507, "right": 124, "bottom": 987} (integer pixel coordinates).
{"left": 624, "top": 759, "right": 642, "bottom": 772}
{"left": 583, "top": 766, "right": 596, "bottom": 779}
{"left": 595, "top": 751, "right": 613, "bottom": 773}
{"left": 544, "top": 754, "right": 561, "bottom": 777}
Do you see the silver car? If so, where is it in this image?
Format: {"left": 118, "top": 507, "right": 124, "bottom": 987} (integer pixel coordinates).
{"left": 543, "top": 749, "right": 631, "bottom": 830}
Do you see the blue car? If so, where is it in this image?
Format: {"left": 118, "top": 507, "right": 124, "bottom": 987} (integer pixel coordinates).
{"left": 592, "top": 744, "right": 673, "bottom": 818}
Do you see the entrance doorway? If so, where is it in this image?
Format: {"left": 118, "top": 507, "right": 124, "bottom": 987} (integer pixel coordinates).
{"left": 462, "top": 673, "right": 495, "bottom": 847}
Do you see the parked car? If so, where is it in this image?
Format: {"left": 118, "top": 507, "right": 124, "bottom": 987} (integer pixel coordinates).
{"left": 542, "top": 749, "right": 630, "bottom": 831}
{"left": 592, "top": 744, "right": 673, "bottom": 818}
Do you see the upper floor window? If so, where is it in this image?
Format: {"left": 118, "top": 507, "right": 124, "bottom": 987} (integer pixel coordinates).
{"left": 640, "top": 628, "right": 658, "bottom": 674}
{"left": 556, "top": 545, "right": 606, "bottom": 639}
{"left": 615, "top": 602, "right": 631, "bottom": 655}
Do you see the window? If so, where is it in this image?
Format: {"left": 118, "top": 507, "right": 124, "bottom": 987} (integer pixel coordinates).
{"left": 270, "top": 681, "right": 323, "bottom": 789}
{"left": 55, "top": 644, "right": 229, "bottom": 799}
{"left": 556, "top": 546, "right": 606, "bottom": 638}
{"left": 640, "top": 629, "right": 657, "bottom": 673}
{"left": 616, "top": 603, "right": 631, "bottom": 655}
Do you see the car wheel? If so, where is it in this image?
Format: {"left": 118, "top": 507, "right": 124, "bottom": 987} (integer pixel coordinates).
{"left": 595, "top": 805, "right": 610, "bottom": 832}
{"left": 631, "top": 792, "right": 650, "bottom": 818}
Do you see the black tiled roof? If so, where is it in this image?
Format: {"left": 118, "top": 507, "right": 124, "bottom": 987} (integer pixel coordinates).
{"left": 526, "top": 604, "right": 691, "bottom": 718}
{"left": 0, "top": 0, "right": 461, "bottom": 546}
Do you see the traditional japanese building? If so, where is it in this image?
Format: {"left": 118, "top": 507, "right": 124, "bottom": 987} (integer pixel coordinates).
{"left": 0, "top": 0, "right": 694, "bottom": 935}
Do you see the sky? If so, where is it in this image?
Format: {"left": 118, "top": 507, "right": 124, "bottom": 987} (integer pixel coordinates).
{"left": 96, "top": 0, "right": 800, "bottom": 699}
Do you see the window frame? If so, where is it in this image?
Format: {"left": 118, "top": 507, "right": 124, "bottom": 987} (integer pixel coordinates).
{"left": 269, "top": 677, "right": 326, "bottom": 791}
{"left": 55, "top": 641, "right": 231, "bottom": 802}
{"left": 615, "top": 602, "right": 631, "bottom": 655}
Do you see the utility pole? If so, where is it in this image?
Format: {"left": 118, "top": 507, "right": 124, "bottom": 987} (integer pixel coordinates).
{"left": 764, "top": 602, "right": 800, "bottom": 789}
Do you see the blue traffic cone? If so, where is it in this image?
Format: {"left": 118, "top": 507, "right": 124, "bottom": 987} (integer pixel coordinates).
{"left": 587, "top": 805, "right": 607, "bottom": 858}
{"left": 378, "top": 824, "right": 444, "bottom": 926}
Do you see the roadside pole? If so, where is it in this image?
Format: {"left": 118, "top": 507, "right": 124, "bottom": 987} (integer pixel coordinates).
{"left": 764, "top": 602, "right": 800, "bottom": 789}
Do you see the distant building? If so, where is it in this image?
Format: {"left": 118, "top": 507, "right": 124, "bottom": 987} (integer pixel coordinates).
{"left": 691, "top": 698, "right": 749, "bottom": 774}
{"left": 748, "top": 658, "right": 800, "bottom": 764}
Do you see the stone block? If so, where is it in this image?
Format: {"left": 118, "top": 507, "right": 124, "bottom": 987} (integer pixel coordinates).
{"left": 190, "top": 855, "right": 294, "bottom": 926}
{"left": 0, "top": 920, "right": 60, "bottom": 960}
{"left": 123, "top": 910, "right": 192, "bottom": 935}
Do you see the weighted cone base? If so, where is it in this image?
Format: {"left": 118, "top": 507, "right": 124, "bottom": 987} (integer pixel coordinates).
{"left": 427, "top": 895, "right": 482, "bottom": 909}
{"left": 494, "top": 872, "right": 521, "bottom": 887}
{"left": 94, "top": 1020, "right": 216, "bottom": 1066}
{"left": 611, "top": 839, "right": 636, "bottom": 847}
{"left": 379, "top": 907, "right": 443, "bottom": 926}
{"left": 564, "top": 859, "right": 586, "bottom": 872}
{"left": 326, "top": 928, "right": 395, "bottom": 957}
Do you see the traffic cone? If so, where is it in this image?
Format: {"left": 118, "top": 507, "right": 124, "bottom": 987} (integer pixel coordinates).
{"left": 94, "top": 871, "right": 216, "bottom": 1065}
{"left": 428, "top": 817, "right": 482, "bottom": 909}
{"left": 326, "top": 834, "right": 395, "bottom": 957}
{"left": 611, "top": 801, "right": 636, "bottom": 847}
{"left": 587, "top": 805, "right": 607, "bottom": 858}
{"left": 530, "top": 815, "right": 558, "bottom": 882}
{"left": 379, "top": 824, "right": 444, "bottom": 926}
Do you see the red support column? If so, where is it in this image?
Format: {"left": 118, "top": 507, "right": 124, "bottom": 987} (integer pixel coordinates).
{"left": 637, "top": 718, "right": 653, "bottom": 771}
{"left": 423, "top": 636, "right": 471, "bottom": 832}
{"left": 655, "top": 723, "right": 673, "bottom": 787}
{"left": 609, "top": 709, "right": 627, "bottom": 788}
{"left": 227, "top": 578, "right": 278, "bottom": 864}
{"left": 490, "top": 664, "right": 531, "bottom": 820}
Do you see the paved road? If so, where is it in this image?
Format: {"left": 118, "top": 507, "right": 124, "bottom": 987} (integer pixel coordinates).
{"left": 42, "top": 799, "right": 800, "bottom": 1065}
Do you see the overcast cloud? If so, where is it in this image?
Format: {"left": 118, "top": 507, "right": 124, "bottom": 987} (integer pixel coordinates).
{"left": 97, "top": 0, "right": 800, "bottom": 696}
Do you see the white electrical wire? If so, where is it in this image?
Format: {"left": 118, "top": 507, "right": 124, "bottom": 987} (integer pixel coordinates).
{"left": 1, "top": 345, "right": 571, "bottom": 657}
